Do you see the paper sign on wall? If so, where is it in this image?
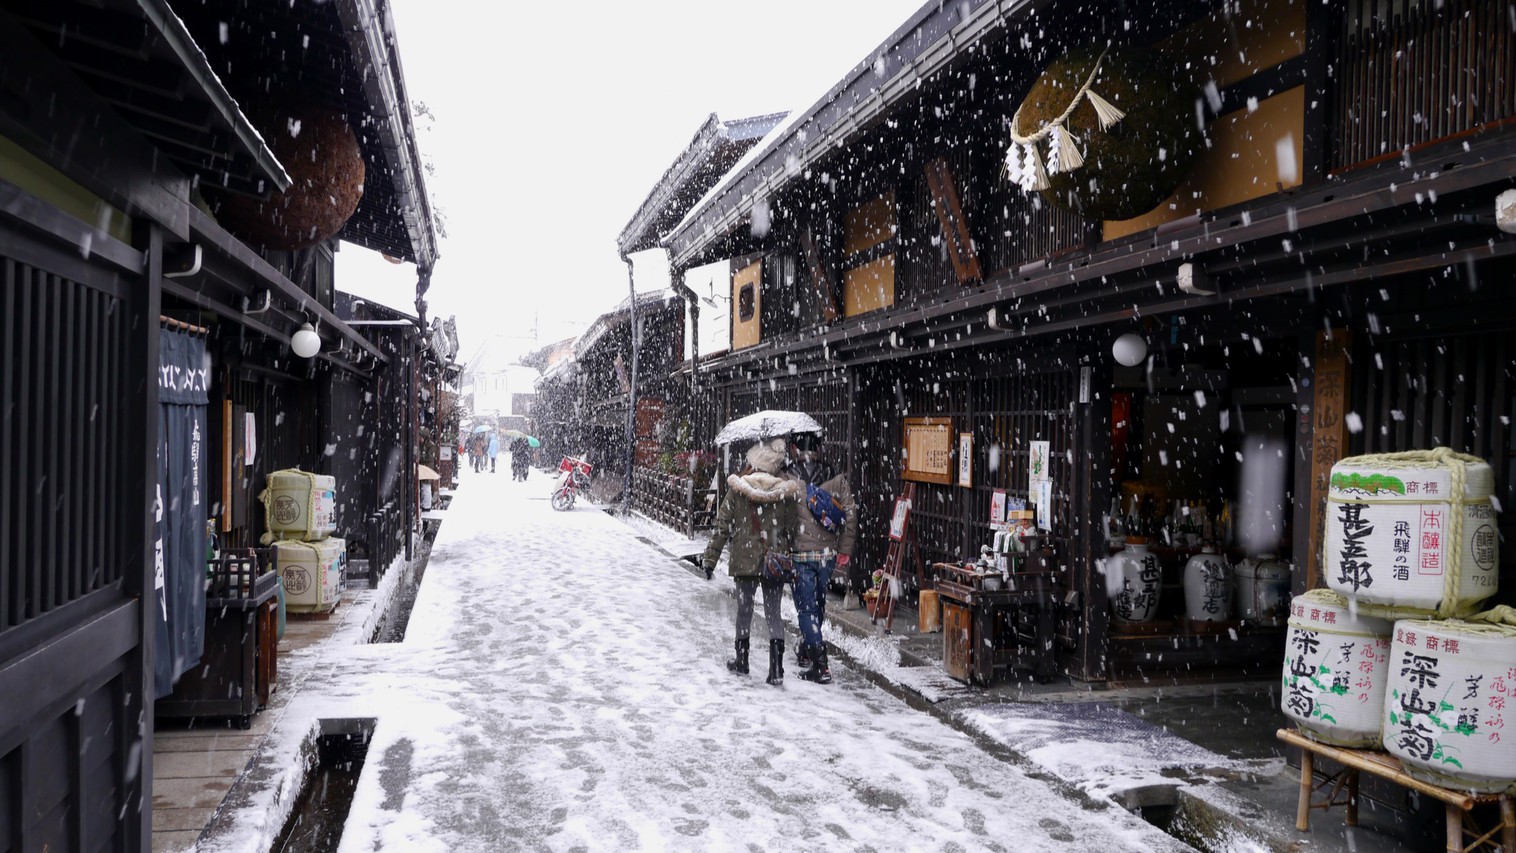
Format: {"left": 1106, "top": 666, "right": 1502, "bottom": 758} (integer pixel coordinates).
{"left": 244, "top": 412, "right": 258, "bottom": 467}
{"left": 990, "top": 489, "right": 1007, "bottom": 528}
{"left": 1028, "top": 440, "right": 1051, "bottom": 531}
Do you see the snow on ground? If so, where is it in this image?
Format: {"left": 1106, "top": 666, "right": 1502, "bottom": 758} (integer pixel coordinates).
{"left": 198, "top": 469, "right": 1191, "bottom": 853}
{"left": 958, "top": 702, "right": 1253, "bottom": 802}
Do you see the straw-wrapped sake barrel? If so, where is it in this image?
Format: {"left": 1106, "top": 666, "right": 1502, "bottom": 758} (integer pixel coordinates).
{"left": 276, "top": 537, "right": 345, "bottom": 613}
{"left": 261, "top": 469, "right": 337, "bottom": 542}
{"left": 1324, "top": 449, "right": 1497, "bottom": 617}
{"left": 1383, "top": 617, "right": 1516, "bottom": 792}
{"left": 1282, "top": 589, "right": 1393, "bottom": 747}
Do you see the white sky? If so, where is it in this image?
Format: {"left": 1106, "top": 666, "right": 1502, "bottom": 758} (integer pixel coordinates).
{"left": 338, "top": 0, "right": 928, "bottom": 364}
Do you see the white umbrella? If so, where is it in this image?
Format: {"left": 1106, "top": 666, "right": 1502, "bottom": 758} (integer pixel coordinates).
{"left": 713, "top": 410, "right": 823, "bottom": 446}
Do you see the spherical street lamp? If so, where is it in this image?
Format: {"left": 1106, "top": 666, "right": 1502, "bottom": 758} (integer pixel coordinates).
{"left": 290, "top": 322, "right": 321, "bottom": 359}
{"left": 1112, "top": 332, "right": 1148, "bottom": 367}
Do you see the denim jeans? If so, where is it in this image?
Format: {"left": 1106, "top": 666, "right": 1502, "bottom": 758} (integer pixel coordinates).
{"left": 792, "top": 558, "right": 834, "bottom": 649}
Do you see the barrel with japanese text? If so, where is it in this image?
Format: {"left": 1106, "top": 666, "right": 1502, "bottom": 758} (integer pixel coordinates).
{"left": 1382, "top": 618, "right": 1516, "bottom": 793}
{"left": 1282, "top": 589, "right": 1393, "bottom": 748}
{"left": 260, "top": 469, "right": 338, "bottom": 543}
{"left": 1323, "top": 449, "right": 1497, "bottom": 618}
{"left": 275, "top": 537, "right": 346, "bottom": 613}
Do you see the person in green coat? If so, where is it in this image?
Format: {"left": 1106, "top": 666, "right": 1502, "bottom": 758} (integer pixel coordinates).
{"left": 702, "top": 436, "right": 801, "bottom": 685}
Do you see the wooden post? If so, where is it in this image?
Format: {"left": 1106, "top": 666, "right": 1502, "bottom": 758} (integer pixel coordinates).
{"left": 1297, "top": 749, "right": 1314, "bottom": 831}
{"left": 1077, "top": 362, "right": 1112, "bottom": 682}
{"left": 1446, "top": 802, "right": 1462, "bottom": 853}
{"left": 1307, "top": 330, "right": 1352, "bottom": 589}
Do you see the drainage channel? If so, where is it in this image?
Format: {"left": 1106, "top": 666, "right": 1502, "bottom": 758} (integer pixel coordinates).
{"left": 371, "top": 521, "right": 439, "bottom": 643}
{"left": 269, "top": 718, "right": 375, "bottom": 853}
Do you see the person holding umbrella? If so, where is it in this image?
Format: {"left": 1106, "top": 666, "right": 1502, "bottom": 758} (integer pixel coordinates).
{"left": 784, "top": 432, "right": 857, "bottom": 684}
{"left": 701, "top": 433, "right": 802, "bottom": 685}
{"left": 487, "top": 431, "right": 500, "bottom": 474}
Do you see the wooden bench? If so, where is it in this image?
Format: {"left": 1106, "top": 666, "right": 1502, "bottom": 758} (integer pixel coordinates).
{"left": 1278, "top": 728, "right": 1516, "bottom": 852}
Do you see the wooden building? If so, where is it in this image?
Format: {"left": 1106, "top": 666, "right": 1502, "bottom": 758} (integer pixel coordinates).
{"left": 0, "top": 0, "right": 436, "bottom": 848}
{"left": 660, "top": 0, "right": 1516, "bottom": 685}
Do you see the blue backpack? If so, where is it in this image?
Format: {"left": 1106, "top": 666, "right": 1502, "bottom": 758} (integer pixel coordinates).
{"left": 806, "top": 483, "right": 847, "bottom": 531}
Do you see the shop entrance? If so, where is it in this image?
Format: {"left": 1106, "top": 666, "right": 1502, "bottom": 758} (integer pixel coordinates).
{"left": 1103, "top": 330, "right": 1298, "bottom": 684}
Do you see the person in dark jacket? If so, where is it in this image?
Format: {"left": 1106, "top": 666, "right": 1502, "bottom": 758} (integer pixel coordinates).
{"left": 784, "top": 432, "right": 858, "bottom": 684}
{"left": 509, "top": 437, "right": 530, "bottom": 480}
{"left": 702, "top": 436, "right": 801, "bottom": 685}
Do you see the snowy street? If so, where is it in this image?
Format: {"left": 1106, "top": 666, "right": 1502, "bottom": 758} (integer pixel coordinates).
{"left": 205, "top": 465, "right": 1188, "bottom": 852}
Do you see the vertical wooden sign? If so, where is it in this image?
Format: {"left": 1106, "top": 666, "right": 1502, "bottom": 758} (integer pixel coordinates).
{"left": 1308, "top": 330, "right": 1351, "bottom": 589}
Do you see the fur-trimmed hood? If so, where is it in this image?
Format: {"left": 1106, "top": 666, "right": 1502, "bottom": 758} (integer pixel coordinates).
{"left": 726, "top": 472, "right": 802, "bottom": 504}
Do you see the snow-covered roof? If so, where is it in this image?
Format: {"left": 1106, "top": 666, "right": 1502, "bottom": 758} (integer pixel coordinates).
{"left": 663, "top": 0, "right": 1029, "bottom": 269}
{"left": 617, "top": 112, "right": 789, "bottom": 258}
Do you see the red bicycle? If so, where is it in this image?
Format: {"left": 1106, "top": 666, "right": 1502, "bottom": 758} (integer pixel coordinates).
{"left": 551, "top": 456, "right": 593, "bottom": 511}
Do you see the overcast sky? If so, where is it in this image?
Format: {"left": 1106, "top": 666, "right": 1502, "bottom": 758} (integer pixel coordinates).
{"left": 338, "top": 0, "right": 928, "bottom": 365}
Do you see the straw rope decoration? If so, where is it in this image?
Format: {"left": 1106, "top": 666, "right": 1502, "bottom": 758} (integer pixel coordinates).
{"left": 1005, "top": 47, "right": 1126, "bottom": 192}
{"left": 1322, "top": 448, "right": 1490, "bottom": 620}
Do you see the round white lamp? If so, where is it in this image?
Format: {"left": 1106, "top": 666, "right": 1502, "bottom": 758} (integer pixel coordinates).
{"left": 1112, "top": 332, "right": 1148, "bottom": 367}
{"left": 290, "top": 322, "right": 321, "bottom": 359}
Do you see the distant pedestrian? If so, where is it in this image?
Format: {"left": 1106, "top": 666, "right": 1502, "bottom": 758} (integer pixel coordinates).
{"left": 510, "top": 437, "right": 530, "bottom": 481}
{"left": 784, "top": 432, "right": 857, "bottom": 684}
{"left": 487, "top": 432, "right": 500, "bottom": 474}
{"left": 702, "top": 437, "right": 801, "bottom": 685}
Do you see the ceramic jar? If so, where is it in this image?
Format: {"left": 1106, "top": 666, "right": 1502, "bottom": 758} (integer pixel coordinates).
{"left": 1108, "top": 538, "right": 1162, "bottom": 623}
{"left": 1236, "top": 555, "right": 1291, "bottom": 626}
{"left": 1183, "top": 546, "right": 1233, "bottom": 622}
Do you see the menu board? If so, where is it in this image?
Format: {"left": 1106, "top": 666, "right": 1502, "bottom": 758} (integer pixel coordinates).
{"left": 902, "top": 417, "right": 954, "bottom": 485}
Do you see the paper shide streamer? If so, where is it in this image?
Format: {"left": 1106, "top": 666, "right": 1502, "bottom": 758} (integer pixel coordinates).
{"left": 1005, "top": 47, "right": 1125, "bottom": 193}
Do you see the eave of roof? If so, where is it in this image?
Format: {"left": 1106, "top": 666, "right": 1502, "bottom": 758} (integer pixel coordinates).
{"left": 168, "top": 0, "right": 438, "bottom": 267}
{"left": 616, "top": 111, "right": 788, "bottom": 257}
{"left": 6, "top": 0, "right": 291, "bottom": 196}
{"left": 663, "top": 0, "right": 1017, "bottom": 269}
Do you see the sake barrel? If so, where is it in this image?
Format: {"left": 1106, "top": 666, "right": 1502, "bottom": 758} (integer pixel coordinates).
{"left": 1324, "top": 450, "right": 1497, "bottom": 616}
{"left": 276, "top": 537, "right": 345, "bottom": 613}
{"left": 1382, "top": 619, "right": 1516, "bottom": 792}
{"left": 261, "top": 469, "right": 337, "bottom": 541}
{"left": 1282, "top": 589, "right": 1392, "bottom": 748}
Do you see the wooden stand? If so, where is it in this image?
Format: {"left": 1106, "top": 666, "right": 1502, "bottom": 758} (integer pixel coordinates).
{"left": 157, "top": 551, "right": 279, "bottom": 728}
{"left": 1278, "top": 728, "right": 1516, "bottom": 852}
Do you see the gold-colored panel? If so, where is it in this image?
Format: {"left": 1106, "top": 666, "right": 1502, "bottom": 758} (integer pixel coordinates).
{"left": 843, "top": 255, "right": 895, "bottom": 317}
{"left": 1104, "top": 85, "right": 1305, "bottom": 241}
{"left": 1161, "top": 0, "right": 1305, "bottom": 90}
{"left": 0, "top": 133, "right": 130, "bottom": 243}
{"left": 731, "top": 259, "right": 763, "bottom": 350}
{"left": 843, "top": 193, "right": 896, "bottom": 255}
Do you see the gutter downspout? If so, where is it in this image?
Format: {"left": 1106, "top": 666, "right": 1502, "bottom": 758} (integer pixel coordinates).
{"left": 668, "top": 263, "right": 698, "bottom": 402}
{"left": 621, "top": 255, "right": 640, "bottom": 514}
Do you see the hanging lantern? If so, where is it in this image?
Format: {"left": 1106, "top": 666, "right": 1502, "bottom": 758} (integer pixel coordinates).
{"left": 1006, "top": 45, "right": 1203, "bottom": 221}
{"left": 211, "top": 101, "right": 366, "bottom": 251}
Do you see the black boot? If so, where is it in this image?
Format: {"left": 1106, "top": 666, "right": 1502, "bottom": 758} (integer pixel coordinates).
{"left": 800, "top": 644, "right": 833, "bottom": 684}
{"left": 796, "top": 644, "right": 812, "bottom": 668}
{"left": 726, "top": 638, "right": 750, "bottom": 675}
{"left": 766, "top": 639, "right": 785, "bottom": 685}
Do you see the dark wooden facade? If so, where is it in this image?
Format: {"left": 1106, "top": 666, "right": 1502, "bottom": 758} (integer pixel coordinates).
{"left": 666, "top": 0, "right": 1516, "bottom": 685}
{"left": 0, "top": 0, "right": 437, "bottom": 848}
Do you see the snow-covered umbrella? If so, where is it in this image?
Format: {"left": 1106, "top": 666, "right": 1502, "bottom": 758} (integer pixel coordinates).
{"left": 471, "top": 424, "right": 492, "bottom": 434}
{"left": 713, "top": 410, "right": 822, "bottom": 446}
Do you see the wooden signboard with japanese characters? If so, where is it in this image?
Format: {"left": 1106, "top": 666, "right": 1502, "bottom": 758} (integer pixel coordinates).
{"left": 902, "top": 417, "right": 954, "bottom": 485}
{"left": 1308, "top": 330, "right": 1351, "bottom": 588}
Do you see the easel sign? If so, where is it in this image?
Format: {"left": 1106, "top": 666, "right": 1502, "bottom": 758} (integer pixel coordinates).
{"left": 888, "top": 497, "right": 912, "bottom": 541}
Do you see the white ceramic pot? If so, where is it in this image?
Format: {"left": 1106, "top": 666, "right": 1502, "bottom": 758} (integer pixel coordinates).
{"left": 1183, "top": 546, "right": 1233, "bottom": 622}
{"left": 1383, "top": 619, "right": 1516, "bottom": 792}
{"left": 1324, "top": 452, "right": 1497, "bottom": 614}
{"left": 1109, "top": 539, "right": 1162, "bottom": 623}
{"left": 1282, "top": 589, "right": 1393, "bottom": 747}
{"left": 1236, "top": 555, "right": 1291, "bottom": 626}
